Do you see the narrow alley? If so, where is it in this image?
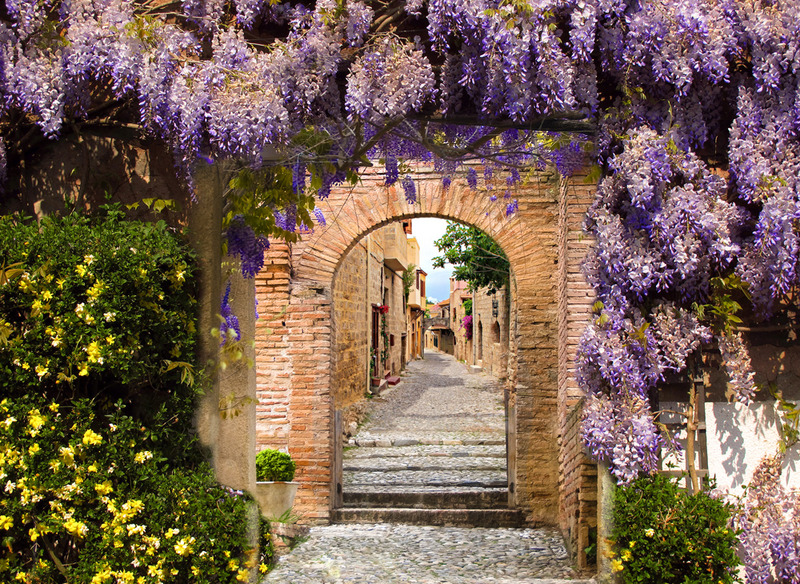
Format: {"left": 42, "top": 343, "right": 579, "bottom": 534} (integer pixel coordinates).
{"left": 264, "top": 352, "right": 593, "bottom": 584}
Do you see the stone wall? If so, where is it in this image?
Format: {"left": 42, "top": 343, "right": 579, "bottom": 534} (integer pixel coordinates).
{"left": 560, "top": 400, "right": 598, "bottom": 569}
{"left": 331, "top": 241, "right": 370, "bottom": 414}
{"left": 556, "top": 171, "right": 599, "bottom": 566}
{"left": 3, "top": 132, "right": 189, "bottom": 222}
{"left": 472, "top": 286, "right": 510, "bottom": 380}
{"left": 384, "top": 265, "right": 406, "bottom": 375}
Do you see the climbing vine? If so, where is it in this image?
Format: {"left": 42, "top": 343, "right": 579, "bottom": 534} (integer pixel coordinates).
{"left": 1, "top": 0, "right": 799, "bottom": 502}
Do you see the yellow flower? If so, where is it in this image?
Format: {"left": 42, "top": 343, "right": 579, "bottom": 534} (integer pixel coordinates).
{"left": 95, "top": 481, "right": 113, "bottom": 496}
{"left": 78, "top": 363, "right": 90, "bottom": 377}
{"left": 28, "top": 410, "right": 45, "bottom": 430}
{"left": 134, "top": 451, "right": 152, "bottom": 464}
{"left": 236, "top": 568, "right": 250, "bottom": 582}
{"left": 28, "top": 444, "right": 40, "bottom": 455}
{"left": 21, "top": 362, "right": 30, "bottom": 370}
{"left": 87, "top": 463, "right": 98, "bottom": 473}
{"left": 86, "top": 342, "right": 102, "bottom": 364}
{"left": 35, "top": 364, "right": 48, "bottom": 379}
{"left": 91, "top": 566, "right": 112, "bottom": 584}
{"left": 0, "top": 515, "right": 13, "bottom": 530}
{"left": 174, "top": 536, "right": 195, "bottom": 556}
{"left": 87, "top": 280, "right": 105, "bottom": 301}
{"left": 64, "top": 517, "right": 88, "bottom": 538}
{"left": 106, "top": 335, "right": 115, "bottom": 345}
{"left": 82, "top": 429, "right": 103, "bottom": 446}
{"left": 56, "top": 278, "right": 66, "bottom": 289}
{"left": 48, "top": 402, "right": 59, "bottom": 413}
{"left": 259, "top": 563, "right": 269, "bottom": 574}
{"left": 76, "top": 264, "right": 88, "bottom": 278}
{"left": 645, "top": 528, "right": 655, "bottom": 537}
{"left": 191, "top": 567, "right": 200, "bottom": 577}
{"left": 42, "top": 290, "right": 53, "bottom": 301}
{"left": 228, "top": 559, "right": 239, "bottom": 571}
{"left": 611, "top": 559, "right": 624, "bottom": 573}
{"left": 621, "top": 549, "right": 632, "bottom": 562}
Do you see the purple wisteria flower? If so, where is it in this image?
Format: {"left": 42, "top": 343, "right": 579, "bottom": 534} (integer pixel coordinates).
{"left": 219, "top": 281, "right": 240, "bottom": 346}
{"left": 226, "top": 215, "right": 269, "bottom": 279}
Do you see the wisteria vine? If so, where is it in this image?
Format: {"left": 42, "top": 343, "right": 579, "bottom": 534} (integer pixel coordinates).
{"left": 1, "top": 0, "right": 799, "bottom": 515}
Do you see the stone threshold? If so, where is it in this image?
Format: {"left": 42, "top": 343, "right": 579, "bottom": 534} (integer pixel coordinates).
{"left": 349, "top": 437, "right": 505, "bottom": 447}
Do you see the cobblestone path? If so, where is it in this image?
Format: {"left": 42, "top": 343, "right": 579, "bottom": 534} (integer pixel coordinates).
{"left": 263, "top": 351, "right": 594, "bottom": 584}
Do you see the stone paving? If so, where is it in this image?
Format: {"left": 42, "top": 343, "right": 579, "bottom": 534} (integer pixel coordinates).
{"left": 262, "top": 524, "right": 589, "bottom": 584}
{"left": 263, "top": 351, "right": 594, "bottom": 583}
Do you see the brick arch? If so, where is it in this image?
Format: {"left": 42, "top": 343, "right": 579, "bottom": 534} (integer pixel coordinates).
{"left": 255, "top": 165, "right": 598, "bottom": 538}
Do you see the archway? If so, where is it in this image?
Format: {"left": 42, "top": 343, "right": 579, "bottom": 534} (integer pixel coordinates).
{"left": 253, "top": 165, "right": 598, "bottom": 559}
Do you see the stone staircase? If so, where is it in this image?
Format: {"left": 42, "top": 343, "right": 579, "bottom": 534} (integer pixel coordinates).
{"left": 333, "top": 439, "right": 523, "bottom": 527}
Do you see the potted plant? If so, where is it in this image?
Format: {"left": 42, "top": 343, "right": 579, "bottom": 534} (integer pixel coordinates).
{"left": 253, "top": 448, "right": 299, "bottom": 520}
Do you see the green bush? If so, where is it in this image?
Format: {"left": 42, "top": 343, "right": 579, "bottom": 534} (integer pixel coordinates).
{"left": 256, "top": 449, "right": 296, "bottom": 482}
{"left": 0, "top": 395, "right": 274, "bottom": 583}
{"left": 0, "top": 207, "right": 197, "bottom": 403}
{"left": 611, "top": 473, "right": 741, "bottom": 584}
{"left": 0, "top": 209, "right": 273, "bottom": 582}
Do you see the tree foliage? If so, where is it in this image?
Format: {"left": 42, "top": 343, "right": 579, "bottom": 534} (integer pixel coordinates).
{"left": 432, "top": 221, "right": 509, "bottom": 294}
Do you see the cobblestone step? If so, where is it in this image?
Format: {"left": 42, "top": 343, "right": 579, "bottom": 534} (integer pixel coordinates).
{"left": 343, "top": 469, "right": 507, "bottom": 488}
{"left": 263, "top": 523, "right": 589, "bottom": 584}
{"left": 349, "top": 437, "right": 505, "bottom": 447}
{"left": 344, "top": 484, "right": 509, "bottom": 494}
{"left": 332, "top": 507, "right": 525, "bottom": 528}
{"left": 343, "top": 457, "right": 506, "bottom": 472}
{"left": 344, "top": 443, "right": 506, "bottom": 459}
{"left": 342, "top": 490, "right": 509, "bottom": 509}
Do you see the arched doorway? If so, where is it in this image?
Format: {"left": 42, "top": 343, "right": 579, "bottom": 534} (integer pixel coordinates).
{"left": 253, "top": 167, "right": 598, "bottom": 544}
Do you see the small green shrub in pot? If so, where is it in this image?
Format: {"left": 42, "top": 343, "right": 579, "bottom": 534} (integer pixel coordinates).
{"left": 256, "top": 449, "right": 296, "bottom": 482}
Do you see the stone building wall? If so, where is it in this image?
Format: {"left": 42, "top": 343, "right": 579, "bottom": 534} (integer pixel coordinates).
{"left": 383, "top": 266, "right": 406, "bottom": 375}
{"left": 472, "top": 286, "right": 510, "bottom": 380}
{"left": 331, "top": 241, "right": 370, "bottom": 416}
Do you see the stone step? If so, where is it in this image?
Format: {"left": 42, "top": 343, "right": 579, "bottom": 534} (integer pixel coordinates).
{"left": 342, "top": 489, "right": 510, "bottom": 509}
{"left": 332, "top": 507, "right": 525, "bottom": 528}
{"left": 349, "top": 437, "right": 506, "bottom": 447}
{"left": 344, "top": 444, "right": 506, "bottom": 459}
{"left": 343, "top": 457, "right": 506, "bottom": 472}
{"left": 343, "top": 469, "right": 507, "bottom": 488}
{"left": 344, "top": 484, "right": 509, "bottom": 494}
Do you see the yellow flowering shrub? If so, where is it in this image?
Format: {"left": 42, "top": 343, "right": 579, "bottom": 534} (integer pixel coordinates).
{"left": 0, "top": 395, "right": 272, "bottom": 583}
{"left": 0, "top": 210, "right": 273, "bottom": 582}
{"left": 0, "top": 208, "right": 196, "bottom": 402}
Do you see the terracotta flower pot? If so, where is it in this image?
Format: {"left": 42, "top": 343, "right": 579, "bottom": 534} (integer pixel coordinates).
{"left": 253, "top": 481, "right": 299, "bottom": 519}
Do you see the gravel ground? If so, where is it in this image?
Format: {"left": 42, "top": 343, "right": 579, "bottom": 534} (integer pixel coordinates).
{"left": 263, "top": 524, "right": 592, "bottom": 584}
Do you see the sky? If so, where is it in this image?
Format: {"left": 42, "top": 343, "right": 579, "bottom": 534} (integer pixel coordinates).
{"left": 410, "top": 217, "right": 453, "bottom": 303}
